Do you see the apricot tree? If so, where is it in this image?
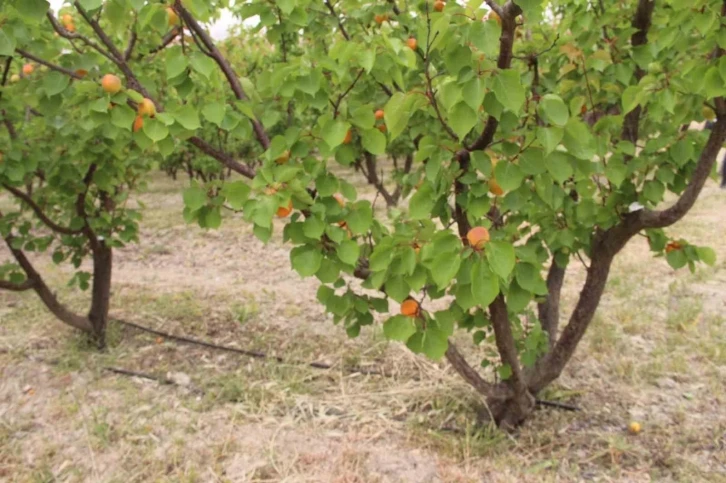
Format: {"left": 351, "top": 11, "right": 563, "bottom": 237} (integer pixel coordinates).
{"left": 2, "top": 0, "right": 724, "bottom": 427}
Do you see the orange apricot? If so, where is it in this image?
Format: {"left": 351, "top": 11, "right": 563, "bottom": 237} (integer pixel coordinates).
{"left": 401, "top": 298, "right": 420, "bottom": 317}
{"left": 276, "top": 201, "right": 293, "bottom": 217}
{"left": 466, "top": 226, "right": 490, "bottom": 249}
{"left": 101, "top": 74, "right": 122, "bottom": 94}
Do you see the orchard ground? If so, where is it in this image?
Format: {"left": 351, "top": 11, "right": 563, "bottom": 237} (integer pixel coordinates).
{"left": 1, "top": 167, "right": 725, "bottom": 482}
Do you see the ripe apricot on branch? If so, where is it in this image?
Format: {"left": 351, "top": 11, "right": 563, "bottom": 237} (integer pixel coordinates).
{"left": 343, "top": 129, "right": 353, "bottom": 144}
{"left": 703, "top": 106, "right": 716, "bottom": 121}
{"left": 374, "top": 14, "right": 388, "bottom": 24}
{"left": 466, "top": 226, "right": 490, "bottom": 249}
{"left": 138, "top": 98, "right": 156, "bottom": 117}
{"left": 378, "top": 124, "right": 387, "bottom": 133}
{"left": 276, "top": 201, "right": 293, "bottom": 217}
{"left": 10, "top": 74, "right": 20, "bottom": 83}
{"left": 401, "top": 299, "right": 420, "bottom": 317}
{"left": 407, "top": 37, "right": 418, "bottom": 50}
{"left": 167, "top": 7, "right": 180, "bottom": 26}
{"left": 101, "top": 74, "right": 122, "bottom": 94}
{"left": 375, "top": 109, "right": 385, "bottom": 120}
{"left": 488, "top": 178, "right": 504, "bottom": 196}
{"left": 276, "top": 150, "right": 290, "bottom": 164}
{"left": 132, "top": 115, "right": 144, "bottom": 132}
{"left": 61, "top": 14, "right": 73, "bottom": 25}
{"left": 665, "top": 241, "right": 682, "bottom": 253}
{"left": 22, "top": 64, "right": 34, "bottom": 75}
{"left": 488, "top": 11, "right": 502, "bottom": 25}
{"left": 434, "top": 0, "right": 445, "bottom": 12}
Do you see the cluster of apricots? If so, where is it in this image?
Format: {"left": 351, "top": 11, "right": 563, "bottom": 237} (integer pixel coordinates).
{"left": 61, "top": 13, "right": 76, "bottom": 33}
{"left": 100, "top": 74, "right": 154, "bottom": 132}
{"left": 375, "top": 109, "right": 386, "bottom": 132}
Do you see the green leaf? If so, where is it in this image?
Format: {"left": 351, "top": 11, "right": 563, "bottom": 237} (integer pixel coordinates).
{"left": 166, "top": 55, "right": 188, "bottom": 79}
{"left": 384, "top": 92, "right": 416, "bottom": 141}
{"left": 142, "top": 119, "right": 169, "bottom": 142}
{"left": 486, "top": 241, "right": 516, "bottom": 279}
{"left": 361, "top": 128, "right": 387, "bottom": 155}
{"left": 431, "top": 252, "right": 461, "bottom": 289}
{"left": 337, "top": 239, "right": 360, "bottom": 266}
{"left": 421, "top": 328, "right": 448, "bottom": 360}
{"left": 383, "top": 315, "right": 417, "bottom": 341}
{"left": 385, "top": 276, "right": 410, "bottom": 302}
{"left": 322, "top": 119, "right": 351, "bottom": 149}
{"left": 492, "top": 70, "right": 525, "bottom": 113}
{"left": 43, "top": 72, "right": 69, "bottom": 96}
{"left": 696, "top": 246, "right": 716, "bottom": 266}
{"left": 448, "top": 102, "right": 478, "bottom": 140}
{"left": 538, "top": 94, "right": 569, "bottom": 127}
{"left": 183, "top": 185, "right": 207, "bottom": 212}
{"left": 190, "top": 53, "right": 216, "bottom": 80}
{"left": 515, "top": 263, "right": 547, "bottom": 295}
{"left": 621, "top": 85, "right": 645, "bottom": 114}
{"left": 290, "top": 245, "right": 323, "bottom": 277}
{"left": 545, "top": 152, "right": 573, "bottom": 184}
{"left": 536, "top": 126, "right": 563, "bottom": 155}
{"left": 666, "top": 248, "right": 687, "bottom": 270}
{"left": 409, "top": 182, "right": 436, "bottom": 220}
{"left": 358, "top": 49, "right": 376, "bottom": 73}
{"left": 78, "top": 0, "right": 103, "bottom": 9}
{"left": 302, "top": 216, "right": 326, "bottom": 239}
{"left": 0, "top": 29, "right": 16, "bottom": 56}
{"left": 111, "top": 105, "right": 136, "bottom": 130}
{"left": 174, "top": 105, "right": 201, "bottom": 130}
{"left": 17, "top": 0, "right": 50, "bottom": 21}
{"left": 202, "top": 102, "right": 226, "bottom": 126}
{"left": 471, "top": 259, "right": 499, "bottom": 307}
{"left": 221, "top": 181, "right": 251, "bottom": 210}
{"left": 494, "top": 161, "right": 525, "bottom": 191}
{"left": 345, "top": 202, "right": 372, "bottom": 234}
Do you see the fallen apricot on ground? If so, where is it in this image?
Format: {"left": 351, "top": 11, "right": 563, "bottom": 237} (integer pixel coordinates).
{"left": 276, "top": 201, "right": 293, "bottom": 217}
{"left": 101, "top": 74, "right": 122, "bottom": 94}
{"left": 628, "top": 422, "right": 641, "bottom": 434}
{"left": 401, "top": 299, "right": 420, "bottom": 317}
{"left": 466, "top": 226, "right": 490, "bottom": 249}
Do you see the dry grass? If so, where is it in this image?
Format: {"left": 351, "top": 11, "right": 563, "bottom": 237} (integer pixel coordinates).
{"left": 1, "top": 172, "right": 726, "bottom": 482}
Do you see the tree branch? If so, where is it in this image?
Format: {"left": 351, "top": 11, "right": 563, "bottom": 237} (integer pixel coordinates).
{"left": 640, "top": 118, "right": 726, "bottom": 228}
{"left": 489, "top": 294, "right": 527, "bottom": 394}
{"left": 2, "top": 184, "right": 83, "bottom": 236}
{"left": 173, "top": 1, "right": 270, "bottom": 150}
{"left": 141, "top": 27, "right": 181, "bottom": 59}
{"left": 46, "top": 11, "right": 118, "bottom": 66}
{"left": 324, "top": 0, "right": 350, "bottom": 41}
{"left": 2, "top": 232, "right": 91, "bottom": 332}
{"left": 537, "top": 260, "right": 566, "bottom": 350}
{"left": 0, "top": 278, "right": 35, "bottom": 292}
{"left": 621, "top": 0, "right": 655, "bottom": 147}
{"left": 15, "top": 49, "right": 84, "bottom": 80}
{"left": 445, "top": 341, "right": 510, "bottom": 398}
{"left": 188, "top": 137, "right": 256, "bottom": 179}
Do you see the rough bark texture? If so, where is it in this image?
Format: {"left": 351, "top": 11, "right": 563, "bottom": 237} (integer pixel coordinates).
{"left": 88, "top": 244, "right": 113, "bottom": 348}
{"left": 538, "top": 262, "right": 566, "bottom": 350}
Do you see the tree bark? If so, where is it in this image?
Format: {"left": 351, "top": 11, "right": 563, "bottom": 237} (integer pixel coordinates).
{"left": 538, "top": 261, "right": 566, "bottom": 350}
{"left": 88, "top": 243, "right": 113, "bottom": 348}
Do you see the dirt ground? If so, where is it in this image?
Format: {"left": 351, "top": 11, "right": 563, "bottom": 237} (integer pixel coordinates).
{"left": 1, "top": 171, "right": 725, "bottom": 482}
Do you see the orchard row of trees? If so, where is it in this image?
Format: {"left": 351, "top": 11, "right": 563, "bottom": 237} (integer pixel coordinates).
{"left": 1, "top": 0, "right": 724, "bottom": 427}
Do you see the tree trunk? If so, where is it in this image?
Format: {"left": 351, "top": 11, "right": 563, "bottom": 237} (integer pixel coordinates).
{"left": 88, "top": 243, "right": 113, "bottom": 348}
{"left": 485, "top": 390, "right": 536, "bottom": 429}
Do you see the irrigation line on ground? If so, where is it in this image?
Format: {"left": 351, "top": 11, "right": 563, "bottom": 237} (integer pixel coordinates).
{"left": 111, "top": 317, "right": 580, "bottom": 412}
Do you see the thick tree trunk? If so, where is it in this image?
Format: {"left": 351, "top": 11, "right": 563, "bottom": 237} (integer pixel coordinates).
{"left": 88, "top": 243, "right": 113, "bottom": 348}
